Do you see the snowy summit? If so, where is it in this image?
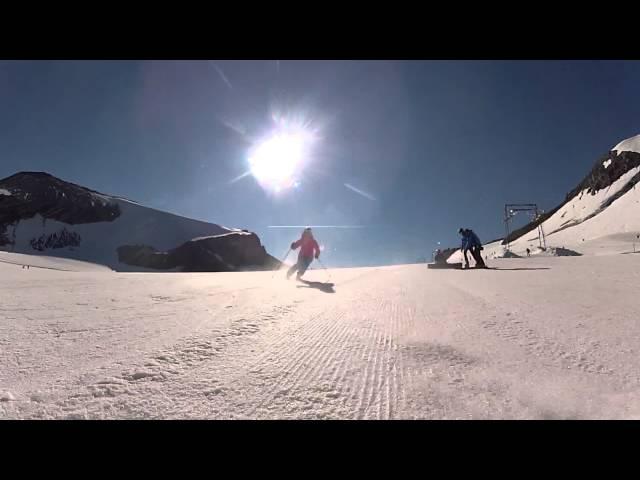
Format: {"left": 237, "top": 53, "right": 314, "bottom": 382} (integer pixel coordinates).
{"left": 613, "top": 133, "right": 640, "bottom": 155}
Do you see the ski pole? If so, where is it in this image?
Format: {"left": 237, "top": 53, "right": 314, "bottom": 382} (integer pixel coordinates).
{"left": 272, "top": 248, "right": 291, "bottom": 278}
{"left": 317, "top": 258, "right": 332, "bottom": 282}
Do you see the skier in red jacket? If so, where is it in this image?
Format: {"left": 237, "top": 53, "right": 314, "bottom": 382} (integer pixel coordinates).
{"left": 287, "top": 227, "right": 321, "bottom": 280}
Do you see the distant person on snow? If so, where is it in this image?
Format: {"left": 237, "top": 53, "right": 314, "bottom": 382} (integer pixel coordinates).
{"left": 287, "top": 227, "right": 321, "bottom": 281}
{"left": 459, "top": 228, "right": 486, "bottom": 269}
{"left": 526, "top": 248, "right": 531, "bottom": 257}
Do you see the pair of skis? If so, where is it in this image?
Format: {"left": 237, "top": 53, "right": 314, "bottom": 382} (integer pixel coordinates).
{"left": 273, "top": 248, "right": 332, "bottom": 283}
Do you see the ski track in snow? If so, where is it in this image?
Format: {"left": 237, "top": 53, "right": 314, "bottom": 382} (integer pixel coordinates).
{"left": 2, "top": 255, "right": 640, "bottom": 419}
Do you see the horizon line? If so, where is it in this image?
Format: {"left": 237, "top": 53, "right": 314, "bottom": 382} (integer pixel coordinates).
{"left": 267, "top": 225, "right": 368, "bottom": 229}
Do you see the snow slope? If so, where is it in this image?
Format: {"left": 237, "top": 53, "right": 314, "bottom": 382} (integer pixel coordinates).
{"left": 2, "top": 252, "right": 640, "bottom": 419}
{"left": 475, "top": 134, "right": 640, "bottom": 260}
{"left": 7, "top": 202, "right": 234, "bottom": 271}
{"left": 0, "top": 251, "right": 112, "bottom": 272}
{"left": 481, "top": 178, "right": 640, "bottom": 259}
{"left": 0, "top": 172, "right": 243, "bottom": 271}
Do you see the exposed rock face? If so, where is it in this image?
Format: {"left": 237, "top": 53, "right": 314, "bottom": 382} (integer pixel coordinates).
{"left": 30, "top": 228, "right": 82, "bottom": 251}
{"left": 567, "top": 150, "right": 640, "bottom": 198}
{"left": 117, "top": 232, "right": 281, "bottom": 272}
{"left": 0, "top": 172, "right": 121, "bottom": 246}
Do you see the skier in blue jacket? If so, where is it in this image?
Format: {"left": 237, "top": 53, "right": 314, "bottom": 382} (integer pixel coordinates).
{"left": 459, "top": 228, "right": 486, "bottom": 269}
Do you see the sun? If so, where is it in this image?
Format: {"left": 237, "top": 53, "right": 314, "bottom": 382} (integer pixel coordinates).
{"left": 248, "top": 129, "right": 313, "bottom": 192}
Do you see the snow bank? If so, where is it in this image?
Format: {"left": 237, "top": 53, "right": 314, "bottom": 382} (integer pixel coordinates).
{"left": 531, "top": 247, "right": 581, "bottom": 257}
{"left": 0, "top": 188, "right": 12, "bottom": 196}
{"left": 1, "top": 392, "right": 16, "bottom": 402}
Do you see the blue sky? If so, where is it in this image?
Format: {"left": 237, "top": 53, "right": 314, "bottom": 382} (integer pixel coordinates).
{"left": 1, "top": 60, "right": 639, "bottom": 266}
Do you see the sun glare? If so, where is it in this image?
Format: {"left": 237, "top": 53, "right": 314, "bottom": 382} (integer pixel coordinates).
{"left": 248, "top": 125, "right": 315, "bottom": 193}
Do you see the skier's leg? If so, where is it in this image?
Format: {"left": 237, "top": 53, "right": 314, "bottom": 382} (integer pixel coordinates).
{"left": 463, "top": 249, "right": 470, "bottom": 268}
{"left": 470, "top": 246, "right": 479, "bottom": 266}
{"left": 296, "top": 257, "right": 312, "bottom": 280}
{"left": 472, "top": 247, "right": 486, "bottom": 267}
{"left": 478, "top": 248, "right": 486, "bottom": 267}
{"left": 286, "top": 262, "right": 298, "bottom": 279}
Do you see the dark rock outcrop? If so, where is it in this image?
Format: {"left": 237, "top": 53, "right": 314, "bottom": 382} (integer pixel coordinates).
{"left": 0, "top": 172, "right": 121, "bottom": 246}
{"left": 30, "top": 228, "right": 82, "bottom": 251}
{"left": 566, "top": 150, "right": 640, "bottom": 198}
{"left": 117, "top": 232, "right": 281, "bottom": 272}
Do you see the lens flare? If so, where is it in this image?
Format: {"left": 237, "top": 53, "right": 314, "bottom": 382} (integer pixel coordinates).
{"left": 249, "top": 132, "right": 307, "bottom": 190}
{"left": 247, "top": 111, "right": 319, "bottom": 193}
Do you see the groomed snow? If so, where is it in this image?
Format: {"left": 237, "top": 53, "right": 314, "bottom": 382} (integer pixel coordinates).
{"left": 2, "top": 252, "right": 640, "bottom": 419}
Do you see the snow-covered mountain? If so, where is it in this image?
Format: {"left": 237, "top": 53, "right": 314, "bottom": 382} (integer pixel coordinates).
{"left": 443, "top": 133, "right": 640, "bottom": 264}
{"left": 483, "top": 133, "right": 640, "bottom": 258}
{"left": 0, "top": 172, "right": 279, "bottom": 272}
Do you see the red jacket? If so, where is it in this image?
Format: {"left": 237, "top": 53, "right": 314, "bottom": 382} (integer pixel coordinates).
{"left": 292, "top": 235, "right": 320, "bottom": 259}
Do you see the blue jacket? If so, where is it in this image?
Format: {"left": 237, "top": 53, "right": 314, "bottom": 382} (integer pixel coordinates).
{"left": 461, "top": 230, "right": 481, "bottom": 251}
